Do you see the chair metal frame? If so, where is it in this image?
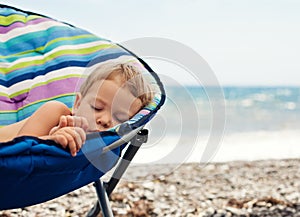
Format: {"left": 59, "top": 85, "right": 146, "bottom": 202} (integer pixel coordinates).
{"left": 86, "top": 129, "right": 149, "bottom": 217}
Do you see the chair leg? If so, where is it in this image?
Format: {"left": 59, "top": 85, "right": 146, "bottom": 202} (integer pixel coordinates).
{"left": 105, "top": 129, "right": 148, "bottom": 196}
{"left": 86, "top": 129, "right": 149, "bottom": 217}
{"left": 86, "top": 180, "right": 113, "bottom": 217}
{"left": 86, "top": 201, "right": 100, "bottom": 217}
{"left": 97, "top": 180, "right": 114, "bottom": 217}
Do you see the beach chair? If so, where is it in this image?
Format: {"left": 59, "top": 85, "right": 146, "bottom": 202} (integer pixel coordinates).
{"left": 0, "top": 4, "right": 165, "bottom": 217}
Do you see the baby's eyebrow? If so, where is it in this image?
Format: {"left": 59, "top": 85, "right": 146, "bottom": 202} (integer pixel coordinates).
{"left": 94, "top": 98, "right": 106, "bottom": 105}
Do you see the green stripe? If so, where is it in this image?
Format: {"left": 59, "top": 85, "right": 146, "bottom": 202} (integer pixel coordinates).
{"left": 0, "top": 43, "right": 115, "bottom": 74}
{"left": 0, "top": 14, "right": 40, "bottom": 26}
{"left": 37, "top": 34, "right": 100, "bottom": 53}
{"left": 0, "top": 110, "right": 16, "bottom": 114}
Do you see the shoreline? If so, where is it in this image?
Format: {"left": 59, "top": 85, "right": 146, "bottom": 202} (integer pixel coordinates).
{"left": 1, "top": 158, "right": 300, "bottom": 216}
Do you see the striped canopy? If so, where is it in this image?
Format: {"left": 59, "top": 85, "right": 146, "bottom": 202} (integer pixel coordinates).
{"left": 0, "top": 5, "right": 164, "bottom": 132}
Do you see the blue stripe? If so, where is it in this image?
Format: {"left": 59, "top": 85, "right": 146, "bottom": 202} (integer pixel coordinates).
{"left": 0, "top": 7, "right": 28, "bottom": 17}
{"left": 0, "top": 113, "right": 17, "bottom": 125}
{"left": 0, "top": 26, "right": 92, "bottom": 56}
{"left": 0, "top": 36, "right": 104, "bottom": 62}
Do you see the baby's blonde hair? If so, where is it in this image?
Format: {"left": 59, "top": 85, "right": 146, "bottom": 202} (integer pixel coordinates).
{"left": 79, "top": 61, "right": 153, "bottom": 107}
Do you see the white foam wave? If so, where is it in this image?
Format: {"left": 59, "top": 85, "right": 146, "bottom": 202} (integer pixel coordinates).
{"left": 132, "top": 129, "right": 300, "bottom": 164}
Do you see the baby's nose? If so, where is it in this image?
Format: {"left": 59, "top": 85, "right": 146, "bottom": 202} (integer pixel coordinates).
{"left": 97, "top": 115, "right": 112, "bottom": 129}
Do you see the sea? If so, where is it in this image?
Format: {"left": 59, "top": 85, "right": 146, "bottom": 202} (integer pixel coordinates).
{"left": 132, "top": 86, "right": 300, "bottom": 165}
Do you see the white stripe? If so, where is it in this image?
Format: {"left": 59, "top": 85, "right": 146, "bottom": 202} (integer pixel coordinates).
{"left": 0, "top": 20, "right": 67, "bottom": 42}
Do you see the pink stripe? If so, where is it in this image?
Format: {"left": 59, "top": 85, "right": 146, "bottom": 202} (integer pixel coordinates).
{"left": 139, "top": 109, "right": 150, "bottom": 115}
{"left": 0, "top": 77, "right": 83, "bottom": 110}
{"left": 0, "top": 17, "right": 49, "bottom": 34}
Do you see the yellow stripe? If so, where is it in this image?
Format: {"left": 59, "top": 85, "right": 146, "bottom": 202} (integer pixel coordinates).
{"left": 0, "top": 14, "right": 40, "bottom": 26}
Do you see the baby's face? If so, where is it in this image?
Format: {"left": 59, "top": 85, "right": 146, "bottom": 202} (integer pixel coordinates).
{"left": 73, "top": 79, "right": 142, "bottom": 132}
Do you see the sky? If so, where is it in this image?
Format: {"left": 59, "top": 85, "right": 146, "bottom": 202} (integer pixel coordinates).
{"left": 1, "top": 0, "right": 300, "bottom": 86}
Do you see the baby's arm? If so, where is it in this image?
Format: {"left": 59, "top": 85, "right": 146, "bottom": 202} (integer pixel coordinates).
{"left": 17, "top": 101, "right": 87, "bottom": 157}
{"left": 17, "top": 101, "right": 72, "bottom": 137}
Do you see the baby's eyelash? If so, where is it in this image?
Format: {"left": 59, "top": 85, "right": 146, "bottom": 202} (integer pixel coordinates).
{"left": 90, "top": 105, "right": 102, "bottom": 111}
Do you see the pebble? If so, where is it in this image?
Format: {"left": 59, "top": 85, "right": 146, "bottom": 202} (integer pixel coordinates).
{"left": 0, "top": 159, "right": 300, "bottom": 216}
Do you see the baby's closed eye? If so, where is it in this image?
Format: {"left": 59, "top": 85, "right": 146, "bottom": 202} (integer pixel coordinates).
{"left": 90, "top": 104, "right": 103, "bottom": 111}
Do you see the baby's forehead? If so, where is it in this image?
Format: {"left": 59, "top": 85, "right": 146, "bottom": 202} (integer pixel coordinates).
{"left": 89, "top": 78, "right": 125, "bottom": 92}
{"left": 87, "top": 79, "right": 137, "bottom": 102}
{"left": 86, "top": 79, "right": 142, "bottom": 114}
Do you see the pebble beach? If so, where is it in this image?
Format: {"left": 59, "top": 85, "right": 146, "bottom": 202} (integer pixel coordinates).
{"left": 1, "top": 158, "right": 300, "bottom": 217}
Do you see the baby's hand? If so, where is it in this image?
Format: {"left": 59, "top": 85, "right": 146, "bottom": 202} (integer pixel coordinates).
{"left": 46, "top": 126, "right": 86, "bottom": 157}
{"left": 49, "top": 115, "right": 89, "bottom": 135}
{"left": 45, "top": 115, "right": 89, "bottom": 156}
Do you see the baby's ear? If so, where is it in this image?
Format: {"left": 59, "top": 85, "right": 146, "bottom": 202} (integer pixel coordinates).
{"left": 73, "top": 93, "right": 82, "bottom": 109}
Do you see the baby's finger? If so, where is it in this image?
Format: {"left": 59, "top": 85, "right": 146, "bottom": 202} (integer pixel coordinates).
{"left": 64, "top": 131, "right": 77, "bottom": 157}
{"left": 49, "top": 126, "right": 59, "bottom": 135}
{"left": 66, "top": 115, "right": 75, "bottom": 127}
{"left": 59, "top": 116, "right": 68, "bottom": 128}
{"left": 72, "top": 127, "right": 86, "bottom": 152}
{"left": 75, "top": 127, "right": 86, "bottom": 145}
{"left": 73, "top": 116, "right": 88, "bottom": 130}
{"left": 64, "top": 127, "right": 84, "bottom": 155}
{"left": 52, "top": 134, "right": 68, "bottom": 148}
{"left": 81, "top": 117, "right": 89, "bottom": 132}
{"left": 71, "top": 116, "right": 80, "bottom": 127}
